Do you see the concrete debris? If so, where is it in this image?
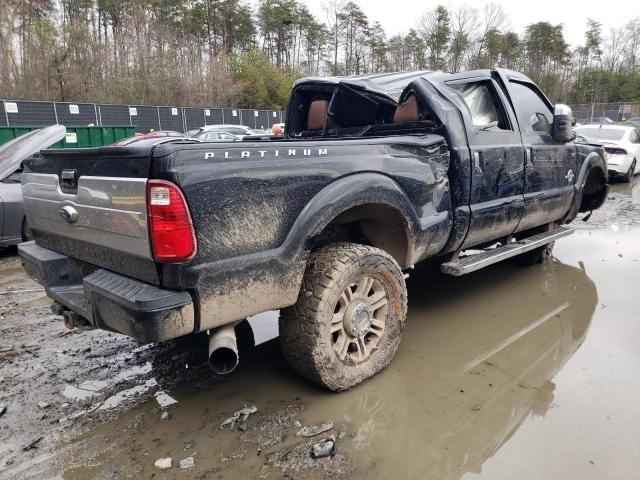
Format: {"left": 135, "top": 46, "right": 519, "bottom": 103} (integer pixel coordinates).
{"left": 179, "top": 456, "right": 195, "bottom": 469}
{"left": 22, "top": 437, "right": 43, "bottom": 451}
{"left": 220, "top": 405, "right": 258, "bottom": 430}
{"left": 297, "top": 420, "right": 334, "bottom": 438}
{"left": 310, "top": 436, "right": 336, "bottom": 459}
{"left": 160, "top": 411, "right": 171, "bottom": 421}
{"left": 154, "top": 457, "right": 172, "bottom": 470}
{"left": 338, "top": 431, "right": 346, "bottom": 440}
{"left": 155, "top": 391, "right": 178, "bottom": 408}
{"left": 37, "top": 401, "right": 50, "bottom": 409}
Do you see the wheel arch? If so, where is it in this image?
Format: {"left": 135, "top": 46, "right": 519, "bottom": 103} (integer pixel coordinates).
{"left": 578, "top": 153, "right": 608, "bottom": 212}
{"left": 281, "top": 173, "right": 420, "bottom": 268}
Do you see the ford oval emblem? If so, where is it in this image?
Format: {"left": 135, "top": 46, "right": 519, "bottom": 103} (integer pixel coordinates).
{"left": 58, "top": 205, "right": 79, "bottom": 223}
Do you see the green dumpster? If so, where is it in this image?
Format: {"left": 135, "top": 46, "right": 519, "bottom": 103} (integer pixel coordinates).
{"left": 0, "top": 125, "right": 135, "bottom": 148}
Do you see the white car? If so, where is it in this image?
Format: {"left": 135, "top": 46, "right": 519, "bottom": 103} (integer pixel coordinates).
{"left": 187, "top": 124, "right": 263, "bottom": 139}
{"left": 574, "top": 124, "right": 640, "bottom": 182}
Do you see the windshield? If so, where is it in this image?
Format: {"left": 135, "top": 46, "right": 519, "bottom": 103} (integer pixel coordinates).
{"left": 575, "top": 127, "right": 626, "bottom": 141}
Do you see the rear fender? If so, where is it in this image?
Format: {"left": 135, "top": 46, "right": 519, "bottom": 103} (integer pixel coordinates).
{"left": 280, "top": 172, "right": 421, "bottom": 266}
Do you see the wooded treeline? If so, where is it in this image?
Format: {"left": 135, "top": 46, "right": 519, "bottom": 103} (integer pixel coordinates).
{"left": 1, "top": 0, "right": 639, "bottom": 109}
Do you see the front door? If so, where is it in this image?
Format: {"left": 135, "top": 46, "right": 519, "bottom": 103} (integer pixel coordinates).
{"left": 499, "top": 78, "right": 576, "bottom": 232}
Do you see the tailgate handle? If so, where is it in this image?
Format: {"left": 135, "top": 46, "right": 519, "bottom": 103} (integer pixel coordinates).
{"left": 61, "top": 169, "right": 78, "bottom": 193}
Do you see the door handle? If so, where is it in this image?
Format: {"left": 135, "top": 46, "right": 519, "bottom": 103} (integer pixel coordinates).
{"left": 473, "top": 151, "right": 481, "bottom": 171}
{"left": 525, "top": 148, "right": 533, "bottom": 164}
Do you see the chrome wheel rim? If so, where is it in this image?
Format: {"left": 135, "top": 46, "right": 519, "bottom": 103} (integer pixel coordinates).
{"left": 331, "top": 275, "right": 388, "bottom": 363}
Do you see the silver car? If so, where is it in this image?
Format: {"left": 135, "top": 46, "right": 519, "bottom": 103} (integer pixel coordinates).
{"left": 0, "top": 126, "right": 65, "bottom": 246}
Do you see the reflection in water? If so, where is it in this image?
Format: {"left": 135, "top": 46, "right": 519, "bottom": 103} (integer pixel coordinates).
{"left": 608, "top": 176, "right": 640, "bottom": 198}
{"left": 343, "top": 259, "right": 598, "bottom": 479}
{"left": 59, "top": 259, "right": 598, "bottom": 480}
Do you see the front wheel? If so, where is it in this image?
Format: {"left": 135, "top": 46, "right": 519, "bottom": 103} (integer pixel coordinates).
{"left": 279, "top": 243, "right": 407, "bottom": 391}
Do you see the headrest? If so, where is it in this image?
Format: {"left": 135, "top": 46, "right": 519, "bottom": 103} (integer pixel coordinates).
{"left": 308, "top": 100, "right": 329, "bottom": 130}
{"left": 393, "top": 94, "right": 420, "bottom": 123}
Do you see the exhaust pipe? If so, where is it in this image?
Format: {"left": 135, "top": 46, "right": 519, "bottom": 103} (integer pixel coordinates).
{"left": 208, "top": 324, "right": 239, "bottom": 375}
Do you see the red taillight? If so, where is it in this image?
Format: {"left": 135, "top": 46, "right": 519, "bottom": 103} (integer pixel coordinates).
{"left": 147, "top": 179, "right": 196, "bottom": 262}
{"left": 605, "top": 146, "right": 628, "bottom": 155}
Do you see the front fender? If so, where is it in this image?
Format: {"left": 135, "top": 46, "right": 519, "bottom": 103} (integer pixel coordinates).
{"left": 576, "top": 151, "right": 607, "bottom": 189}
{"left": 564, "top": 150, "right": 608, "bottom": 222}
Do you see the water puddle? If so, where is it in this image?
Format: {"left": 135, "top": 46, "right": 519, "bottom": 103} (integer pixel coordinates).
{"left": 4, "top": 215, "right": 640, "bottom": 479}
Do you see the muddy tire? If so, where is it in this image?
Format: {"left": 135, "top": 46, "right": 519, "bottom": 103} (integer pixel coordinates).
{"left": 513, "top": 242, "right": 554, "bottom": 266}
{"left": 235, "top": 318, "right": 255, "bottom": 353}
{"left": 279, "top": 242, "right": 407, "bottom": 391}
{"left": 21, "top": 217, "right": 33, "bottom": 242}
{"left": 624, "top": 160, "right": 636, "bottom": 183}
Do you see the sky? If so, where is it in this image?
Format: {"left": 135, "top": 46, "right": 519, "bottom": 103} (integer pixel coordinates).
{"left": 298, "top": 0, "right": 639, "bottom": 48}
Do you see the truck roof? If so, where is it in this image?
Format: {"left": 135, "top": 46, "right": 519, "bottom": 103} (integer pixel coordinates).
{"left": 295, "top": 68, "right": 535, "bottom": 102}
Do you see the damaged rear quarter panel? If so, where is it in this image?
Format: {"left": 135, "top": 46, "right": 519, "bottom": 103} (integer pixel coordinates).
{"left": 156, "top": 137, "right": 451, "bottom": 329}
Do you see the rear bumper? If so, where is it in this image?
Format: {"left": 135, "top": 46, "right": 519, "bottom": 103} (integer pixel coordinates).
{"left": 607, "top": 154, "right": 633, "bottom": 175}
{"left": 18, "top": 241, "right": 194, "bottom": 343}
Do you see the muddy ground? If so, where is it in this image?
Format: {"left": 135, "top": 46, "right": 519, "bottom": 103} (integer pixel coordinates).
{"left": 1, "top": 179, "right": 640, "bottom": 480}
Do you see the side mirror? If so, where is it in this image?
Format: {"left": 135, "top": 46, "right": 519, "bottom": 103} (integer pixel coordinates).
{"left": 553, "top": 104, "right": 574, "bottom": 143}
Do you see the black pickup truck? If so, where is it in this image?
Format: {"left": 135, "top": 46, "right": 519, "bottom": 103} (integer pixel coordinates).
{"left": 19, "top": 69, "right": 607, "bottom": 391}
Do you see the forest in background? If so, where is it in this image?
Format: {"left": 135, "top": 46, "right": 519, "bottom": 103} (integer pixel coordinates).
{"left": 1, "top": 0, "right": 639, "bottom": 109}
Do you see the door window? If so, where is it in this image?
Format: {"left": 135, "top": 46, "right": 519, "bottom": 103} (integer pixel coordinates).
{"left": 509, "top": 81, "right": 553, "bottom": 134}
{"left": 448, "top": 80, "right": 511, "bottom": 131}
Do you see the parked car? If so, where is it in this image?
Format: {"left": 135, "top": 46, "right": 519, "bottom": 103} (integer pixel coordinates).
{"left": 593, "top": 116, "right": 615, "bottom": 124}
{"left": 574, "top": 124, "right": 640, "bottom": 182}
{"left": 188, "top": 124, "right": 264, "bottom": 139}
{"left": 0, "top": 126, "right": 65, "bottom": 247}
{"left": 19, "top": 69, "right": 607, "bottom": 391}
{"left": 627, "top": 117, "right": 640, "bottom": 128}
{"left": 193, "top": 131, "right": 240, "bottom": 142}
{"left": 113, "top": 130, "right": 187, "bottom": 145}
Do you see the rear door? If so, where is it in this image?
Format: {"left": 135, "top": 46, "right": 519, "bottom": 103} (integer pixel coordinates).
{"left": 498, "top": 75, "right": 576, "bottom": 232}
{"left": 445, "top": 74, "right": 525, "bottom": 248}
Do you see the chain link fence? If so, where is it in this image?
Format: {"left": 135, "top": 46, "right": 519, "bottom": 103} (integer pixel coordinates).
{"left": 570, "top": 102, "right": 640, "bottom": 124}
{"left": 0, "top": 100, "right": 285, "bottom": 132}
{"left": 6, "top": 98, "right": 637, "bottom": 132}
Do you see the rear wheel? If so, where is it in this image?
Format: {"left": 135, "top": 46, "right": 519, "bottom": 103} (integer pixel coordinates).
{"left": 513, "top": 242, "right": 554, "bottom": 266}
{"left": 21, "top": 217, "right": 33, "bottom": 242}
{"left": 623, "top": 160, "right": 636, "bottom": 183}
{"left": 279, "top": 242, "right": 407, "bottom": 391}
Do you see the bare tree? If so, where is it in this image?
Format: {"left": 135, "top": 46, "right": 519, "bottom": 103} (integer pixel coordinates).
{"left": 603, "top": 26, "right": 628, "bottom": 71}
{"left": 623, "top": 17, "right": 640, "bottom": 69}
{"left": 448, "top": 5, "right": 479, "bottom": 72}
{"left": 471, "top": 3, "right": 506, "bottom": 68}
{"left": 323, "top": 0, "right": 346, "bottom": 75}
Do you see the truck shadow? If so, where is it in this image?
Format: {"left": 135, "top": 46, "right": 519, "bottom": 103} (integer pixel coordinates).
{"left": 57, "top": 257, "right": 598, "bottom": 479}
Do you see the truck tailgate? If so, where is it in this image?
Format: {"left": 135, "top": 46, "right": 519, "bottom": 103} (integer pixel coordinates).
{"left": 21, "top": 147, "right": 160, "bottom": 283}
{"left": 22, "top": 173, "right": 149, "bottom": 257}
